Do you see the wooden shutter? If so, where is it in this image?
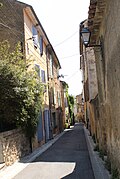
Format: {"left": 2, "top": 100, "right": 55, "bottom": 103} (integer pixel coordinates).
{"left": 50, "top": 55, "right": 53, "bottom": 78}
{"left": 40, "top": 36, "right": 43, "bottom": 56}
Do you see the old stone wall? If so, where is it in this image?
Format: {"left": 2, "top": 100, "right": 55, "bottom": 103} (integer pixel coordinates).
{"left": 88, "top": 102, "right": 96, "bottom": 136}
{"left": 94, "top": 0, "right": 120, "bottom": 173}
{"left": 0, "top": 0, "right": 25, "bottom": 50}
{"left": 0, "top": 129, "right": 30, "bottom": 166}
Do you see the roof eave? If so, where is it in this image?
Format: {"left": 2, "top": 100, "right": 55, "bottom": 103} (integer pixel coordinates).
{"left": 88, "top": 0, "right": 107, "bottom": 43}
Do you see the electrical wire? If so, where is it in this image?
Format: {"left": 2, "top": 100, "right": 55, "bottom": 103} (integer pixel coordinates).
{"left": 54, "top": 30, "right": 78, "bottom": 47}
{"left": 59, "top": 53, "right": 79, "bottom": 60}
{"left": 0, "top": 18, "right": 22, "bottom": 41}
{"left": 6, "top": 0, "right": 24, "bottom": 23}
{"left": 0, "top": 0, "right": 24, "bottom": 40}
{"left": 0, "top": 22, "right": 11, "bottom": 30}
{"left": 0, "top": 20, "right": 23, "bottom": 35}
{"left": 65, "top": 69, "right": 80, "bottom": 81}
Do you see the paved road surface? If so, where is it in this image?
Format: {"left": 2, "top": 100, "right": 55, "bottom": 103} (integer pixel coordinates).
{"left": 13, "top": 123, "right": 95, "bottom": 179}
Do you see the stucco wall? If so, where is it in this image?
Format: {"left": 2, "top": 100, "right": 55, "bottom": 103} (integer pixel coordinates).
{"left": 87, "top": 48, "right": 98, "bottom": 101}
{"left": 23, "top": 9, "right": 49, "bottom": 107}
{"left": 104, "top": 0, "right": 120, "bottom": 169}
{"left": 95, "top": 0, "right": 120, "bottom": 172}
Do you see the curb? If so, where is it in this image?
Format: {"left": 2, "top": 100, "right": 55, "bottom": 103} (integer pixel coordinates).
{"left": 21, "top": 130, "right": 66, "bottom": 163}
{"left": 0, "top": 130, "right": 66, "bottom": 179}
{"left": 84, "top": 126, "right": 110, "bottom": 179}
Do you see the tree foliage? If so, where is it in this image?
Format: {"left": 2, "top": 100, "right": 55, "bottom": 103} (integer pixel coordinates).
{"left": 63, "top": 82, "right": 74, "bottom": 125}
{"left": 68, "top": 94, "right": 74, "bottom": 124}
{"left": 0, "top": 41, "right": 43, "bottom": 139}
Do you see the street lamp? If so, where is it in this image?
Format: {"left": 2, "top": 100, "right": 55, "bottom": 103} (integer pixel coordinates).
{"left": 80, "top": 27, "right": 91, "bottom": 47}
{"left": 80, "top": 27, "right": 102, "bottom": 48}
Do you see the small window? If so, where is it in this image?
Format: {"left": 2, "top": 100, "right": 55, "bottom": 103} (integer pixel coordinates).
{"left": 57, "top": 91, "right": 61, "bottom": 106}
{"left": 35, "top": 64, "right": 40, "bottom": 78}
{"left": 54, "top": 87, "right": 56, "bottom": 104}
{"left": 49, "top": 55, "right": 53, "bottom": 78}
{"left": 41, "top": 70, "right": 46, "bottom": 83}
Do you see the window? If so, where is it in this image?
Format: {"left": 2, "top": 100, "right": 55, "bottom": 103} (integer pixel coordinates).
{"left": 57, "top": 91, "right": 61, "bottom": 106}
{"left": 49, "top": 55, "right": 53, "bottom": 78}
{"left": 57, "top": 67, "right": 59, "bottom": 77}
{"left": 54, "top": 87, "right": 56, "bottom": 105}
{"left": 35, "top": 64, "right": 40, "bottom": 78}
{"left": 51, "top": 87, "right": 56, "bottom": 105}
{"left": 32, "top": 26, "right": 38, "bottom": 49}
{"left": 41, "top": 70, "right": 46, "bottom": 83}
{"left": 39, "top": 36, "right": 43, "bottom": 56}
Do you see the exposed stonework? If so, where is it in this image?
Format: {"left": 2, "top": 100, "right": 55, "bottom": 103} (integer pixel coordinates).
{"left": 88, "top": 0, "right": 107, "bottom": 45}
{"left": 0, "top": 0, "right": 26, "bottom": 51}
{"left": 0, "top": 129, "right": 30, "bottom": 166}
{"left": 87, "top": 0, "right": 120, "bottom": 176}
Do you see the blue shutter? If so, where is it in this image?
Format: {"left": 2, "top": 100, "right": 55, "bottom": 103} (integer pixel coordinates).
{"left": 32, "top": 26, "right": 38, "bottom": 48}
{"left": 37, "top": 111, "right": 43, "bottom": 142}
{"left": 40, "top": 36, "right": 43, "bottom": 56}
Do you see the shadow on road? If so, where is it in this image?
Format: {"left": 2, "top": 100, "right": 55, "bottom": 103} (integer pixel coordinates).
{"left": 16, "top": 124, "right": 95, "bottom": 179}
{"left": 32, "top": 123, "right": 95, "bottom": 179}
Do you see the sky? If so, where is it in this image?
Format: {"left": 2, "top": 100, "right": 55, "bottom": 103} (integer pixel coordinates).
{"left": 19, "top": 0, "right": 90, "bottom": 96}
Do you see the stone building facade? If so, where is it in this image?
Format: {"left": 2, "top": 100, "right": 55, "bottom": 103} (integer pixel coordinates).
{"left": 80, "top": 0, "right": 120, "bottom": 176}
{"left": 75, "top": 93, "right": 84, "bottom": 122}
{"left": 0, "top": 0, "right": 65, "bottom": 165}
{"left": 46, "top": 45, "right": 63, "bottom": 136}
{"left": 80, "top": 20, "right": 98, "bottom": 135}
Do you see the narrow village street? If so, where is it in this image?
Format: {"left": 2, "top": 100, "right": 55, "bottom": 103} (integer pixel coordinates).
{"left": 0, "top": 0, "right": 120, "bottom": 178}
{"left": 13, "top": 123, "right": 95, "bottom": 179}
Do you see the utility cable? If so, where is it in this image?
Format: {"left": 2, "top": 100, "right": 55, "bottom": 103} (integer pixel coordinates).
{"left": 60, "top": 53, "right": 79, "bottom": 60}
{"left": 6, "top": 0, "right": 24, "bottom": 23}
{"left": 0, "top": 18, "right": 22, "bottom": 41}
{"left": 65, "top": 69, "right": 80, "bottom": 81}
{"left": 0, "top": 20, "right": 23, "bottom": 35}
{"left": 54, "top": 30, "right": 78, "bottom": 47}
{"left": 0, "top": 1, "right": 24, "bottom": 39}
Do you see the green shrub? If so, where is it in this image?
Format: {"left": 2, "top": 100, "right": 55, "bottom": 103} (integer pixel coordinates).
{"left": 0, "top": 41, "right": 43, "bottom": 147}
{"left": 94, "top": 144, "right": 99, "bottom": 152}
{"left": 92, "top": 134, "right": 96, "bottom": 143}
{"left": 105, "top": 158, "right": 111, "bottom": 173}
{"left": 111, "top": 168, "right": 119, "bottom": 179}
{"left": 99, "top": 149, "right": 104, "bottom": 160}
{"left": 65, "top": 123, "right": 70, "bottom": 129}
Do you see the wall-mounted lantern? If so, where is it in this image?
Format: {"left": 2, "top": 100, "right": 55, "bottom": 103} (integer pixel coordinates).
{"left": 80, "top": 27, "right": 102, "bottom": 48}
{"left": 80, "top": 27, "right": 91, "bottom": 47}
